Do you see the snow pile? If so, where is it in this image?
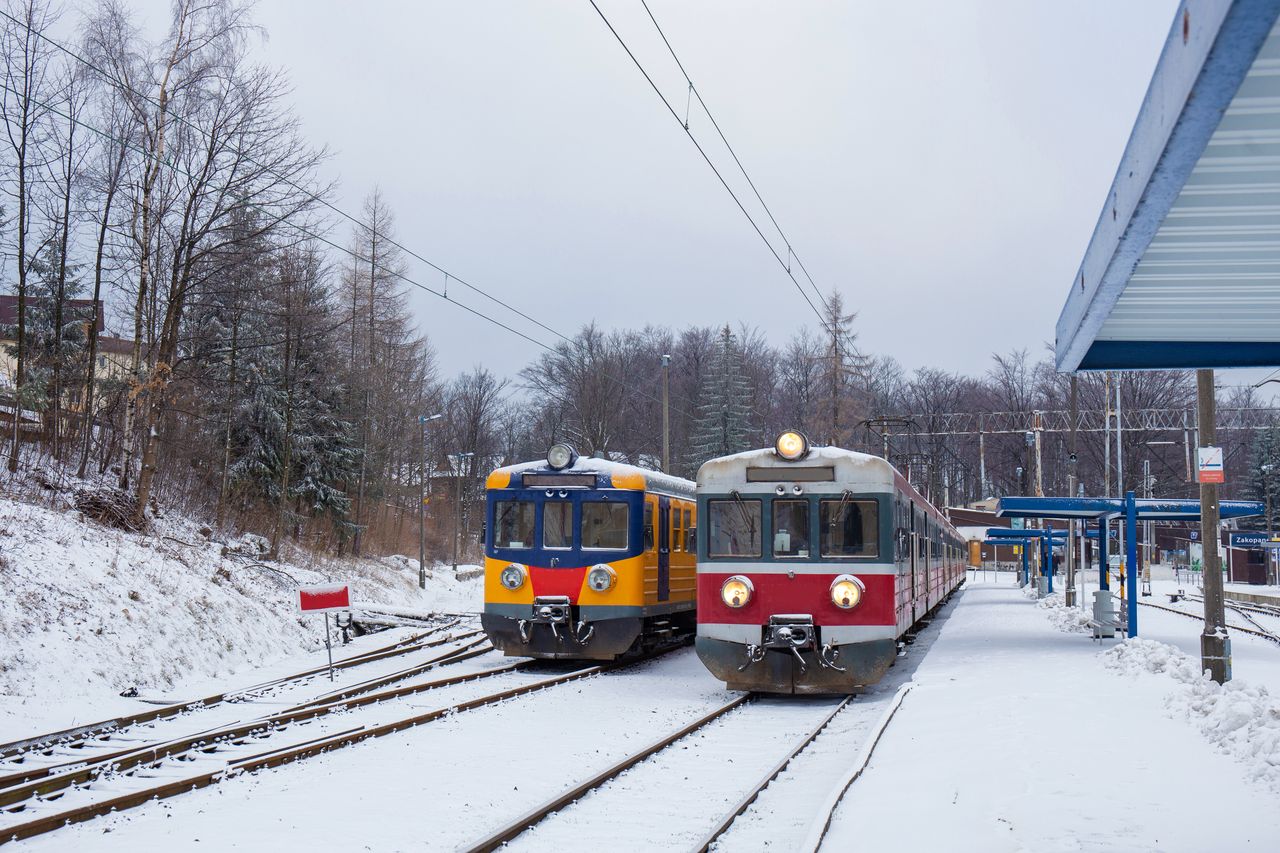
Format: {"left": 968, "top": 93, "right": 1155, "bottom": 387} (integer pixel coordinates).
{"left": 1105, "top": 638, "right": 1280, "bottom": 791}
{"left": 0, "top": 496, "right": 480, "bottom": 715}
{"left": 1036, "top": 592, "right": 1093, "bottom": 634}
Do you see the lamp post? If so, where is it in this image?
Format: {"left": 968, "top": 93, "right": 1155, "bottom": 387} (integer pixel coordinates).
{"left": 1263, "top": 463, "right": 1274, "bottom": 585}
{"left": 417, "top": 414, "right": 443, "bottom": 589}
{"left": 453, "top": 451, "right": 475, "bottom": 574}
{"left": 661, "top": 354, "right": 671, "bottom": 474}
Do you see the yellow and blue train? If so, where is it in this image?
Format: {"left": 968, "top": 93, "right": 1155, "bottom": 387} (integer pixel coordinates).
{"left": 481, "top": 444, "right": 697, "bottom": 660}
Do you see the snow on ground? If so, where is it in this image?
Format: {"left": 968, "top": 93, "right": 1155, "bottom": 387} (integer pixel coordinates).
{"left": 0, "top": 495, "right": 481, "bottom": 741}
{"left": 12, "top": 649, "right": 734, "bottom": 852}
{"left": 821, "top": 576, "right": 1280, "bottom": 852}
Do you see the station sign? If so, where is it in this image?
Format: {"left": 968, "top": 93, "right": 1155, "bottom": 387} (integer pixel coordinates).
{"left": 1229, "top": 532, "right": 1280, "bottom": 549}
{"left": 1197, "top": 446, "right": 1225, "bottom": 484}
{"left": 297, "top": 583, "right": 352, "bottom": 613}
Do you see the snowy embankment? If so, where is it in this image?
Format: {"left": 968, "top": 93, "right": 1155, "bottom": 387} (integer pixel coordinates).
{"left": 1105, "top": 638, "right": 1280, "bottom": 792}
{"left": 1035, "top": 589, "right": 1280, "bottom": 793}
{"left": 0, "top": 496, "right": 480, "bottom": 738}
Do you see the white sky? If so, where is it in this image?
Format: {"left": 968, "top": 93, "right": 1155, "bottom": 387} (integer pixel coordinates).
{"left": 119, "top": 1, "right": 1279, "bottom": 394}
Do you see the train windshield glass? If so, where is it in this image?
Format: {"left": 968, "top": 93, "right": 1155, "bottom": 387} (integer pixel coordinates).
{"left": 707, "top": 499, "right": 762, "bottom": 558}
{"left": 820, "top": 499, "right": 879, "bottom": 558}
{"left": 494, "top": 500, "right": 535, "bottom": 549}
{"left": 582, "top": 502, "right": 629, "bottom": 549}
{"left": 543, "top": 501, "right": 573, "bottom": 549}
{"left": 772, "top": 500, "right": 810, "bottom": 558}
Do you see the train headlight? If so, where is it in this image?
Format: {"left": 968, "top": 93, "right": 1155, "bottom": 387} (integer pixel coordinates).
{"left": 775, "top": 430, "right": 810, "bottom": 461}
{"left": 500, "top": 563, "right": 527, "bottom": 590}
{"left": 721, "top": 575, "right": 754, "bottom": 609}
{"left": 547, "top": 443, "right": 577, "bottom": 470}
{"left": 587, "top": 565, "right": 616, "bottom": 592}
{"left": 829, "top": 574, "right": 864, "bottom": 610}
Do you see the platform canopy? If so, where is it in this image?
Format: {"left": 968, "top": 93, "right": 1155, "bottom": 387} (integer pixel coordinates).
{"left": 996, "top": 496, "right": 1264, "bottom": 521}
{"left": 1056, "top": 1, "right": 1280, "bottom": 371}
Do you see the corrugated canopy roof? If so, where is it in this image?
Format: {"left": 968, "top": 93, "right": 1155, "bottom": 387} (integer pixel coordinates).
{"left": 1056, "top": 1, "right": 1280, "bottom": 371}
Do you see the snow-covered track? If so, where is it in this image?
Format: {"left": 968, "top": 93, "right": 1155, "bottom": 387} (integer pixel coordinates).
{"left": 0, "top": 621, "right": 462, "bottom": 765}
{"left": 0, "top": 636, "right": 492, "bottom": 805}
{"left": 0, "top": 646, "right": 680, "bottom": 843}
{"left": 459, "top": 692, "right": 878, "bottom": 853}
{"left": 1137, "top": 599, "right": 1280, "bottom": 646}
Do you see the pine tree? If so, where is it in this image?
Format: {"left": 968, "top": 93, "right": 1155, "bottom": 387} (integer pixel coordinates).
{"left": 688, "top": 325, "right": 753, "bottom": 469}
{"left": 1248, "top": 425, "right": 1280, "bottom": 533}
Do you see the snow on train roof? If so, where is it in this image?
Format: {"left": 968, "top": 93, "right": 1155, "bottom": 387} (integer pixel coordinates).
{"left": 492, "top": 457, "right": 695, "bottom": 498}
{"left": 696, "top": 445, "right": 896, "bottom": 488}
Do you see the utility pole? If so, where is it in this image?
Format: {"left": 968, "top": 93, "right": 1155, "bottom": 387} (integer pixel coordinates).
{"left": 661, "top": 354, "right": 671, "bottom": 473}
{"left": 978, "top": 414, "right": 987, "bottom": 497}
{"left": 1066, "top": 376, "right": 1079, "bottom": 607}
{"left": 1197, "top": 368, "right": 1230, "bottom": 683}
{"left": 418, "top": 413, "right": 443, "bottom": 589}
{"left": 1023, "top": 431, "right": 1034, "bottom": 495}
{"left": 1033, "top": 411, "right": 1044, "bottom": 497}
{"left": 452, "top": 451, "right": 474, "bottom": 575}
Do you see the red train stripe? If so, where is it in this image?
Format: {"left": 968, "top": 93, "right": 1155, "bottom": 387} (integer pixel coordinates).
{"left": 530, "top": 566, "right": 588, "bottom": 601}
{"left": 697, "top": 572, "right": 895, "bottom": 625}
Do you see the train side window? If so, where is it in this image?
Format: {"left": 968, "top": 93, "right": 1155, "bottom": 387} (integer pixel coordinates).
{"left": 707, "top": 498, "right": 762, "bottom": 558}
{"left": 543, "top": 500, "right": 573, "bottom": 549}
{"left": 672, "top": 506, "right": 683, "bottom": 552}
{"left": 644, "top": 500, "right": 655, "bottom": 551}
{"left": 820, "top": 499, "right": 879, "bottom": 558}
{"left": 772, "top": 499, "right": 810, "bottom": 558}
{"left": 584, "top": 501, "right": 630, "bottom": 550}
{"left": 494, "top": 500, "right": 535, "bottom": 549}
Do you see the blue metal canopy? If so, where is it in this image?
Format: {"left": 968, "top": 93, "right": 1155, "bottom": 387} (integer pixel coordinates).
{"left": 1056, "top": 1, "right": 1280, "bottom": 371}
{"left": 996, "top": 496, "right": 1264, "bottom": 521}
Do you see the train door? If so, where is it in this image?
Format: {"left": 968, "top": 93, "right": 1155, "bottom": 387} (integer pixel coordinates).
{"left": 658, "top": 496, "right": 671, "bottom": 601}
{"left": 909, "top": 507, "right": 918, "bottom": 622}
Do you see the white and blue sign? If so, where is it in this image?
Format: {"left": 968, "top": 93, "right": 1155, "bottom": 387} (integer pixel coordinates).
{"left": 1230, "top": 532, "right": 1279, "bottom": 548}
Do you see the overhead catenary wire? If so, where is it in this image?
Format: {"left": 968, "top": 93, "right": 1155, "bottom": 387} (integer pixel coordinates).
{"left": 586, "top": 0, "right": 826, "bottom": 327}
{"left": 638, "top": 0, "right": 829, "bottom": 314}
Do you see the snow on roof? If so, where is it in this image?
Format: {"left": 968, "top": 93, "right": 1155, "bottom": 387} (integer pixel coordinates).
{"left": 696, "top": 445, "right": 895, "bottom": 488}
{"left": 492, "top": 456, "right": 695, "bottom": 498}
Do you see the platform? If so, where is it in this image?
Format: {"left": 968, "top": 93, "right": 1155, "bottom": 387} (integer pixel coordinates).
{"left": 820, "top": 576, "right": 1280, "bottom": 852}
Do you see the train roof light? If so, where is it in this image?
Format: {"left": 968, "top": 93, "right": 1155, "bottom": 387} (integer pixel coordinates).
{"left": 547, "top": 443, "right": 578, "bottom": 470}
{"left": 775, "top": 430, "right": 810, "bottom": 461}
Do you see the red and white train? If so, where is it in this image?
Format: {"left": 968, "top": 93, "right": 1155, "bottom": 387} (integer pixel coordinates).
{"left": 694, "top": 431, "right": 965, "bottom": 694}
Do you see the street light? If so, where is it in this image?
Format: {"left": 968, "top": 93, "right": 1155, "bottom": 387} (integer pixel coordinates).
{"left": 453, "top": 451, "right": 475, "bottom": 574}
{"left": 417, "top": 414, "right": 444, "bottom": 590}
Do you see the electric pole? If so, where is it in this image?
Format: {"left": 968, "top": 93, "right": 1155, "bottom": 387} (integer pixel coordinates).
{"left": 1197, "top": 368, "right": 1230, "bottom": 683}
{"left": 661, "top": 354, "right": 671, "bottom": 473}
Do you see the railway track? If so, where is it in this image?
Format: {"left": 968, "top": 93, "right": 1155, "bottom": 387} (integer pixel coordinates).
{"left": 0, "top": 644, "right": 680, "bottom": 844}
{"left": 461, "top": 683, "right": 911, "bottom": 853}
{"left": 0, "top": 618, "right": 467, "bottom": 764}
{"left": 1137, "top": 599, "right": 1280, "bottom": 646}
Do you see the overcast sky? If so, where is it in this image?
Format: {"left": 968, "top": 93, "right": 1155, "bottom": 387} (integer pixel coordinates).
{"left": 125, "top": 0, "right": 1245, "bottom": 389}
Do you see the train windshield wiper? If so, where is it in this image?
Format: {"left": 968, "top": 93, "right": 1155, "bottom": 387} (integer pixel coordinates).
{"left": 729, "top": 489, "right": 756, "bottom": 536}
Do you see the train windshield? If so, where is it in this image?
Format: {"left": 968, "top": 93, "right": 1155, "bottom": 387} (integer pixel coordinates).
{"left": 707, "top": 498, "right": 762, "bottom": 558}
{"left": 820, "top": 499, "right": 879, "bottom": 558}
{"left": 494, "top": 500, "right": 535, "bottom": 549}
{"left": 772, "top": 500, "right": 810, "bottom": 558}
{"left": 582, "top": 502, "right": 629, "bottom": 550}
{"left": 543, "top": 500, "right": 573, "bottom": 549}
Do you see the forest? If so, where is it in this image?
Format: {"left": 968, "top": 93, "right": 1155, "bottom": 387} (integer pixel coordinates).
{"left": 3, "top": 0, "right": 1280, "bottom": 566}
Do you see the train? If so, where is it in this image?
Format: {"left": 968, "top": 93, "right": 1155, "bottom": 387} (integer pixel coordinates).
{"left": 481, "top": 444, "right": 698, "bottom": 660}
{"left": 694, "top": 430, "right": 965, "bottom": 694}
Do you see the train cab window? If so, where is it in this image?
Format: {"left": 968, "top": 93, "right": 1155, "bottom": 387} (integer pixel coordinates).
{"left": 772, "top": 500, "right": 810, "bottom": 558}
{"left": 644, "top": 501, "right": 655, "bottom": 551}
{"left": 707, "top": 498, "right": 762, "bottom": 558}
{"left": 543, "top": 500, "right": 573, "bottom": 549}
{"left": 494, "top": 500, "right": 535, "bottom": 549}
{"left": 820, "top": 499, "right": 879, "bottom": 558}
{"left": 583, "top": 501, "right": 629, "bottom": 550}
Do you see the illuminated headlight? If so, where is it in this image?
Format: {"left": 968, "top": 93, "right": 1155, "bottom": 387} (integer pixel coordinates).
{"left": 547, "top": 443, "right": 577, "bottom": 470}
{"left": 775, "top": 430, "right": 810, "bottom": 461}
{"left": 587, "top": 565, "right": 616, "bottom": 592}
{"left": 721, "top": 575, "right": 754, "bottom": 609}
{"left": 830, "top": 574, "right": 864, "bottom": 610}
{"left": 499, "top": 563, "right": 526, "bottom": 590}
